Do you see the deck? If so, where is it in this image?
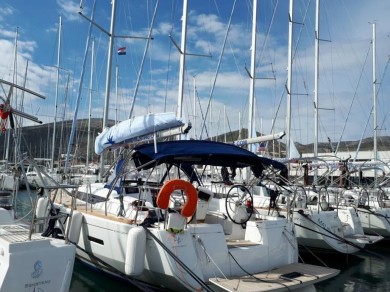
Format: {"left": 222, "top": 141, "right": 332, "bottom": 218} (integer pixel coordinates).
{"left": 209, "top": 262, "right": 339, "bottom": 291}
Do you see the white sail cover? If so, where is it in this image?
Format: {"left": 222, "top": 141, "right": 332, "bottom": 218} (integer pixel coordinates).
{"left": 95, "top": 112, "right": 183, "bottom": 154}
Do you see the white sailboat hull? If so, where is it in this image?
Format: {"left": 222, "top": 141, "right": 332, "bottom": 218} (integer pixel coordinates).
{"left": 357, "top": 207, "right": 390, "bottom": 237}
{"left": 0, "top": 209, "right": 76, "bottom": 292}
{"left": 63, "top": 199, "right": 337, "bottom": 291}
{"left": 252, "top": 186, "right": 382, "bottom": 254}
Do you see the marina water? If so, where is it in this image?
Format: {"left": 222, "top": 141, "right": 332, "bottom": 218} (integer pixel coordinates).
{"left": 15, "top": 189, "right": 390, "bottom": 291}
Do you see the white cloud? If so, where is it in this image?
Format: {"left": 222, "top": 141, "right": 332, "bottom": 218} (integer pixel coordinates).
{"left": 57, "top": 0, "right": 83, "bottom": 22}
{"left": 0, "top": 6, "right": 14, "bottom": 22}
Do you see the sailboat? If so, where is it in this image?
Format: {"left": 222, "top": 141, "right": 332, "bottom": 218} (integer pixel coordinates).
{"left": 315, "top": 23, "right": 390, "bottom": 238}
{"left": 34, "top": 0, "right": 340, "bottom": 291}
{"left": 258, "top": 0, "right": 383, "bottom": 254}
{"left": 53, "top": 137, "right": 340, "bottom": 291}
{"left": 0, "top": 78, "right": 76, "bottom": 292}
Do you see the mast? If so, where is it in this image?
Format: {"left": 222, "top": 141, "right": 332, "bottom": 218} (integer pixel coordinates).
{"left": 247, "top": 0, "right": 257, "bottom": 152}
{"left": 372, "top": 22, "right": 377, "bottom": 185}
{"left": 6, "top": 28, "right": 19, "bottom": 162}
{"left": 192, "top": 75, "right": 197, "bottom": 139}
{"left": 11, "top": 27, "right": 19, "bottom": 165}
{"left": 313, "top": 0, "right": 320, "bottom": 180}
{"left": 224, "top": 105, "right": 226, "bottom": 143}
{"left": 18, "top": 60, "right": 29, "bottom": 150}
{"left": 176, "top": 0, "right": 188, "bottom": 120}
{"left": 115, "top": 65, "right": 119, "bottom": 125}
{"left": 286, "top": 0, "right": 293, "bottom": 159}
{"left": 87, "top": 38, "right": 95, "bottom": 169}
{"left": 98, "top": 0, "right": 117, "bottom": 179}
{"left": 114, "top": 65, "right": 119, "bottom": 161}
{"left": 51, "top": 15, "right": 62, "bottom": 170}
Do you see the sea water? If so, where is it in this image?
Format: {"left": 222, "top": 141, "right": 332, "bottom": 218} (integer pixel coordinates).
{"left": 313, "top": 242, "right": 390, "bottom": 291}
{"left": 14, "top": 190, "right": 390, "bottom": 291}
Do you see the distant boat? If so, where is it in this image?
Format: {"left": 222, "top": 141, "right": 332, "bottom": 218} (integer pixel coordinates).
{"left": 252, "top": 183, "right": 383, "bottom": 254}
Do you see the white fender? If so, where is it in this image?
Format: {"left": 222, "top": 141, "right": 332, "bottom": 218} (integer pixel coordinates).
{"left": 36, "top": 197, "right": 49, "bottom": 219}
{"left": 68, "top": 211, "right": 83, "bottom": 244}
{"left": 125, "top": 226, "right": 146, "bottom": 276}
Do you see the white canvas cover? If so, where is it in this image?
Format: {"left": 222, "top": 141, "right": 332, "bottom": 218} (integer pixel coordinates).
{"left": 95, "top": 112, "right": 183, "bottom": 154}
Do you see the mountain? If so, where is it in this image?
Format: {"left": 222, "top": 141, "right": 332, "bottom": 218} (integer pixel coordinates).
{"left": 211, "top": 129, "right": 390, "bottom": 155}
{"left": 0, "top": 122, "right": 387, "bottom": 163}
{"left": 0, "top": 118, "right": 114, "bottom": 164}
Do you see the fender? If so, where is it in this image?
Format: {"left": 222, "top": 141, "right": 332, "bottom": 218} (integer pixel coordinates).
{"left": 157, "top": 179, "right": 198, "bottom": 217}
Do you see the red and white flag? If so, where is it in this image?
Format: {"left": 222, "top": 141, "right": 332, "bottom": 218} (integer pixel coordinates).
{"left": 118, "top": 47, "right": 126, "bottom": 55}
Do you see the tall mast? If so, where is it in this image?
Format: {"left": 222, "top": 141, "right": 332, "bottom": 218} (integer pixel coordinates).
{"left": 176, "top": 0, "right": 188, "bottom": 120}
{"left": 87, "top": 38, "right": 95, "bottom": 169}
{"left": 114, "top": 65, "right": 119, "bottom": 161}
{"left": 286, "top": 0, "right": 294, "bottom": 159}
{"left": 372, "top": 22, "right": 377, "bottom": 185}
{"left": 248, "top": 0, "right": 257, "bottom": 151}
{"left": 51, "top": 15, "right": 62, "bottom": 170}
{"left": 115, "top": 65, "right": 119, "bottom": 125}
{"left": 99, "top": 0, "right": 117, "bottom": 179}
{"left": 192, "top": 75, "right": 197, "bottom": 139}
{"left": 314, "top": 0, "right": 319, "bottom": 158}
{"left": 6, "top": 28, "right": 19, "bottom": 162}
{"left": 313, "top": 0, "right": 320, "bottom": 183}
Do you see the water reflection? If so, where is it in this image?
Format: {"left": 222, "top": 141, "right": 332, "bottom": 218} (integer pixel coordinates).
{"left": 311, "top": 241, "right": 390, "bottom": 291}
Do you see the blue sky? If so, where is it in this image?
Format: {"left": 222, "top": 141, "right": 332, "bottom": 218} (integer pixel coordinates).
{"left": 1, "top": 0, "right": 390, "bottom": 148}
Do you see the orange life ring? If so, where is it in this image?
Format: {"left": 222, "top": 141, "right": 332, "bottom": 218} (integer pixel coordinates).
{"left": 156, "top": 179, "right": 198, "bottom": 218}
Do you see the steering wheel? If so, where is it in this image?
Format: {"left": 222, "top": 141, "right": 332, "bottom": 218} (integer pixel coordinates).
{"left": 225, "top": 185, "right": 253, "bottom": 224}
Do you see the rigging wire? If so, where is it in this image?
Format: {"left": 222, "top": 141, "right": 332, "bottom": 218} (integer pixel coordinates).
{"left": 128, "top": 0, "right": 159, "bottom": 119}
{"left": 269, "top": 0, "right": 312, "bottom": 137}
{"left": 254, "top": 0, "right": 279, "bottom": 138}
{"left": 199, "top": 0, "right": 238, "bottom": 140}
{"left": 335, "top": 43, "right": 371, "bottom": 154}
{"left": 164, "top": 0, "right": 179, "bottom": 112}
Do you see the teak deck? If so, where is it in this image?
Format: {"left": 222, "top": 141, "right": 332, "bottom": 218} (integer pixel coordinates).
{"left": 209, "top": 262, "right": 339, "bottom": 291}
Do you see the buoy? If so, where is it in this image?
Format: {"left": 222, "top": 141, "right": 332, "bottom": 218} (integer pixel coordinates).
{"left": 156, "top": 179, "right": 198, "bottom": 218}
{"left": 125, "top": 226, "right": 146, "bottom": 276}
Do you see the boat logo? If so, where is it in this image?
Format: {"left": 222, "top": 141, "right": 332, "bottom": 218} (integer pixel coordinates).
{"left": 105, "top": 134, "right": 115, "bottom": 146}
{"left": 31, "top": 260, "right": 43, "bottom": 278}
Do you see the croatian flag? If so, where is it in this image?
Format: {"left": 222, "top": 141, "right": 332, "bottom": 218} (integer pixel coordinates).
{"left": 118, "top": 47, "right": 126, "bottom": 55}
